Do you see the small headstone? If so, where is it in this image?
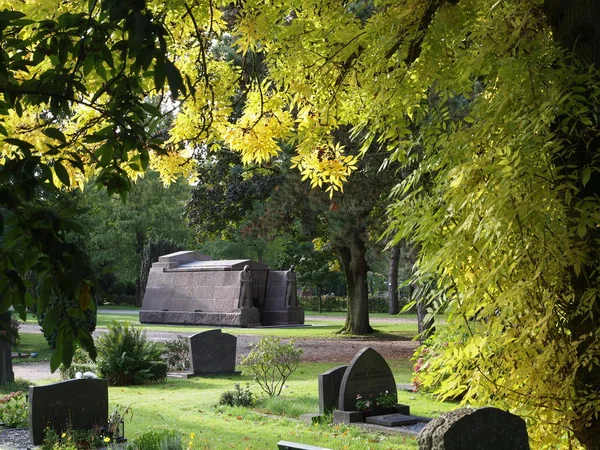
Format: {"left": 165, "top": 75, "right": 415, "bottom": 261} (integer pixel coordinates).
{"left": 417, "top": 407, "right": 530, "bottom": 450}
{"left": 28, "top": 379, "right": 108, "bottom": 445}
{"left": 365, "top": 413, "right": 419, "bottom": 427}
{"left": 189, "top": 329, "right": 239, "bottom": 375}
{"left": 0, "top": 338, "right": 14, "bottom": 383}
{"left": 318, "top": 365, "right": 347, "bottom": 414}
{"left": 338, "top": 347, "right": 397, "bottom": 411}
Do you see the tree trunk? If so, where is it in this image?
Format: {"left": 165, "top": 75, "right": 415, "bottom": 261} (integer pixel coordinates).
{"left": 335, "top": 236, "right": 373, "bottom": 335}
{"left": 388, "top": 243, "right": 401, "bottom": 315}
{"left": 543, "top": 2, "right": 600, "bottom": 447}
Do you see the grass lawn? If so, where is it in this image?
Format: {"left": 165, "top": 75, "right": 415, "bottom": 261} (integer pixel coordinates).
{"left": 104, "top": 360, "right": 455, "bottom": 450}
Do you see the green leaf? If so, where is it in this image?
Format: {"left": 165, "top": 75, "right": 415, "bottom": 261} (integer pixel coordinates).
{"left": 165, "top": 59, "right": 185, "bottom": 98}
{"left": 50, "top": 347, "right": 62, "bottom": 373}
{"left": 582, "top": 167, "right": 592, "bottom": 187}
{"left": 54, "top": 160, "right": 70, "bottom": 186}
{"left": 43, "top": 127, "right": 67, "bottom": 144}
{"left": 4, "top": 138, "right": 34, "bottom": 151}
{"left": 0, "top": 123, "right": 8, "bottom": 136}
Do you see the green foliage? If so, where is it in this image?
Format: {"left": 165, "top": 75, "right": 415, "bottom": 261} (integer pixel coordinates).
{"left": 0, "top": 391, "right": 27, "bottom": 428}
{"left": 35, "top": 293, "right": 97, "bottom": 350}
{"left": 240, "top": 337, "right": 302, "bottom": 397}
{"left": 218, "top": 383, "right": 255, "bottom": 408}
{"left": 163, "top": 336, "right": 189, "bottom": 371}
{"left": 130, "top": 427, "right": 184, "bottom": 450}
{"left": 96, "top": 321, "right": 166, "bottom": 386}
{"left": 41, "top": 427, "right": 102, "bottom": 450}
{"left": 0, "top": 311, "right": 20, "bottom": 345}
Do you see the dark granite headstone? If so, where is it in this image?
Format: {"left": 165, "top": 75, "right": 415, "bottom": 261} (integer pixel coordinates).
{"left": 338, "top": 347, "right": 397, "bottom": 411}
{"left": 417, "top": 407, "right": 530, "bottom": 450}
{"left": 189, "top": 329, "right": 239, "bottom": 375}
{"left": 0, "top": 338, "right": 14, "bottom": 383}
{"left": 318, "top": 365, "right": 347, "bottom": 414}
{"left": 28, "top": 379, "right": 108, "bottom": 445}
{"left": 365, "top": 413, "right": 419, "bottom": 427}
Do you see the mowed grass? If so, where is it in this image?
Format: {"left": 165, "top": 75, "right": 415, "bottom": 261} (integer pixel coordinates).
{"left": 105, "top": 360, "right": 454, "bottom": 450}
{"left": 18, "top": 309, "right": 420, "bottom": 339}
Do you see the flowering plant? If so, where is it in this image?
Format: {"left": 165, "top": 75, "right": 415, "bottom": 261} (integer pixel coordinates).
{"left": 375, "top": 390, "right": 397, "bottom": 408}
{"left": 354, "top": 394, "right": 373, "bottom": 411}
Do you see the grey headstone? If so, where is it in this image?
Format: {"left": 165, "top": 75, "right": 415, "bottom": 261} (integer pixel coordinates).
{"left": 417, "top": 407, "right": 530, "bottom": 450}
{"left": 365, "top": 413, "right": 419, "bottom": 427}
{"left": 28, "top": 379, "right": 108, "bottom": 445}
{"left": 318, "top": 365, "right": 347, "bottom": 414}
{"left": 338, "top": 347, "right": 397, "bottom": 411}
{"left": 190, "top": 329, "right": 238, "bottom": 375}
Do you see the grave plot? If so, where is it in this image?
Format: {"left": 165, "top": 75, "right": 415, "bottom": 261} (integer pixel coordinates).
{"left": 302, "top": 347, "right": 429, "bottom": 435}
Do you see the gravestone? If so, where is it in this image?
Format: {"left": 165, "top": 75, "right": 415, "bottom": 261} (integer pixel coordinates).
{"left": 29, "top": 379, "right": 108, "bottom": 445}
{"left": 0, "top": 338, "right": 14, "bottom": 383}
{"left": 366, "top": 413, "right": 419, "bottom": 427}
{"left": 277, "top": 441, "right": 332, "bottom": 450}
{"left": 318, "top": 365, "right": 347, "bottom": 414}
{"left": 338, "top": 347, "right": 397, "bottom": 411}
{"left": 189, "top": 329, "right": 239, "bottom": 375}
{"left": 417, "top": 407, "right": 530, "bottom": 450}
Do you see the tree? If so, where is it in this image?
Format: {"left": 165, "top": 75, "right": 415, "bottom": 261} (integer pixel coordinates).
{"left": 3, "top": 1, "right": 600, "bottom": 446}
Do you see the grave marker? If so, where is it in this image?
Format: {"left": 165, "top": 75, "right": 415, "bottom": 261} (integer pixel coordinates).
{"left": 338, "top": 347, "right": 397, "bottom": 411}
{"left": 417, "top": 407, "right": 530, "bottom": 449}
{"left": 318, "top": 365, "right": 347, "bottom": 414}
{"left": 28, "top": 379, "right": 108, "bottom": 445}
{"left": 189, "top": 329, "right": 240, "bottom": 375}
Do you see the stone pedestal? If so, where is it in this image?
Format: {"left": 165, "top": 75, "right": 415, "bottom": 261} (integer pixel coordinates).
{"left": 139, "top": 308, "right": 260, "bottom": 328}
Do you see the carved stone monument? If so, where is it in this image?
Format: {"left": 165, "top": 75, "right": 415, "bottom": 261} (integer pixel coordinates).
{"left": 140, "top": 251, "right": 304, "bottom": 327}
{"left": 29, "top": 379, "right": 108, "bottom": 445}
{"left": 189, "top": 329, "right": 240, "bottom": 376}
{"left": 418, "top": 407, "right": 530, "bottom": 449}
{"left": 332, "top": 347, "right": 412, "bottom": 425}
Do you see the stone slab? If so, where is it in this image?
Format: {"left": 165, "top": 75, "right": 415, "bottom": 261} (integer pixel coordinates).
{"left": 332, "top": 410, "right": 364, "bottom": 425}
{"left": 365, "top": 413, "right": 419, "bottom": 427}
{"left": 338, "top": 347, "right": 397, "bottom": 412}
{"left": 261, "top": 308, "right": 305, "bottom": 326}
{"left": 277, "top": 440, "right": 332, "bottom": 450}
{"left": 139, "top": 309, "right": 260, "bottom": 327}
{"left": 28, "top": 379, "right": 108, "bottom": 445}
{"left": 318, "top": 365, "right": 347, "bottom": 414}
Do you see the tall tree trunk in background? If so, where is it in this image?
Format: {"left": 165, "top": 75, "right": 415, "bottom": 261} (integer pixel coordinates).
{"left": 388, "top": 243, "right": 401, "bottom": 314}
{"left": 543, "top": 2, "right": 600, "bottom": 447}
{"left": 336, "top": 231, "right": 373, "bottom": 335}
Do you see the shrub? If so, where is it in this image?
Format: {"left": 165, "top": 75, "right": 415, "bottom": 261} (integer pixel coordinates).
{"left": 240, "top": 337, "right": 302, "bottom": 397}
{"left": 96, "top": 321, "right": 166, "bottom": 386}
{"left": 218, "top": 383, "right": 255, "bottom": 407}
{"left": 0, "top": 391, "right": 27, "bottom": 428}
{"left": 130, "top": 427, "right": 183, "bottom": 450}
{"left": 163, "top": 336, "right": 189, "bottom": 371}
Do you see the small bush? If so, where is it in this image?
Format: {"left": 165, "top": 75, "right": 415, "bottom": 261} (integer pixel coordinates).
{"left": 240, "top": 337, "right": 302, "bottom": 397}
{"left": 218, "top": 383, "right": 255, "bottom": 407}
{"left": 96, "top": 321, "right": 166, "bottom": 386}
{"left": 163, "top": 336, "right": 189, "bottom": 371}
{"left": 130, "top": 427, "right": 183, "bottom": 450}
{"left": 0, "top": 391, "right": 27, "bottom": 428}
{"left": 41, "top": 427, "right": 101, "bottom": 450}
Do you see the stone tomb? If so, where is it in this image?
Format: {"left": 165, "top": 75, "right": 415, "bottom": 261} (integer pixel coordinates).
{"left": 29, "top": 379, "right": 108, "bottom": 445}
{"left": 332, "top": 347, "right": 412, "bottom": 426}
{"left": 189, "top": 329, "right": 240, "bottom": 376}
{"left": 418, "top": 407, "right": 530, "bottom": 449}
{"left": 140, "top": 251, "right": 304, "bottom": 327}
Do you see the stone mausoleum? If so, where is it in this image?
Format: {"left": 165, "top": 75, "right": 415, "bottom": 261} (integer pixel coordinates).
{"left": 139, "top": 251, "right": 305, "bottom": 327}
